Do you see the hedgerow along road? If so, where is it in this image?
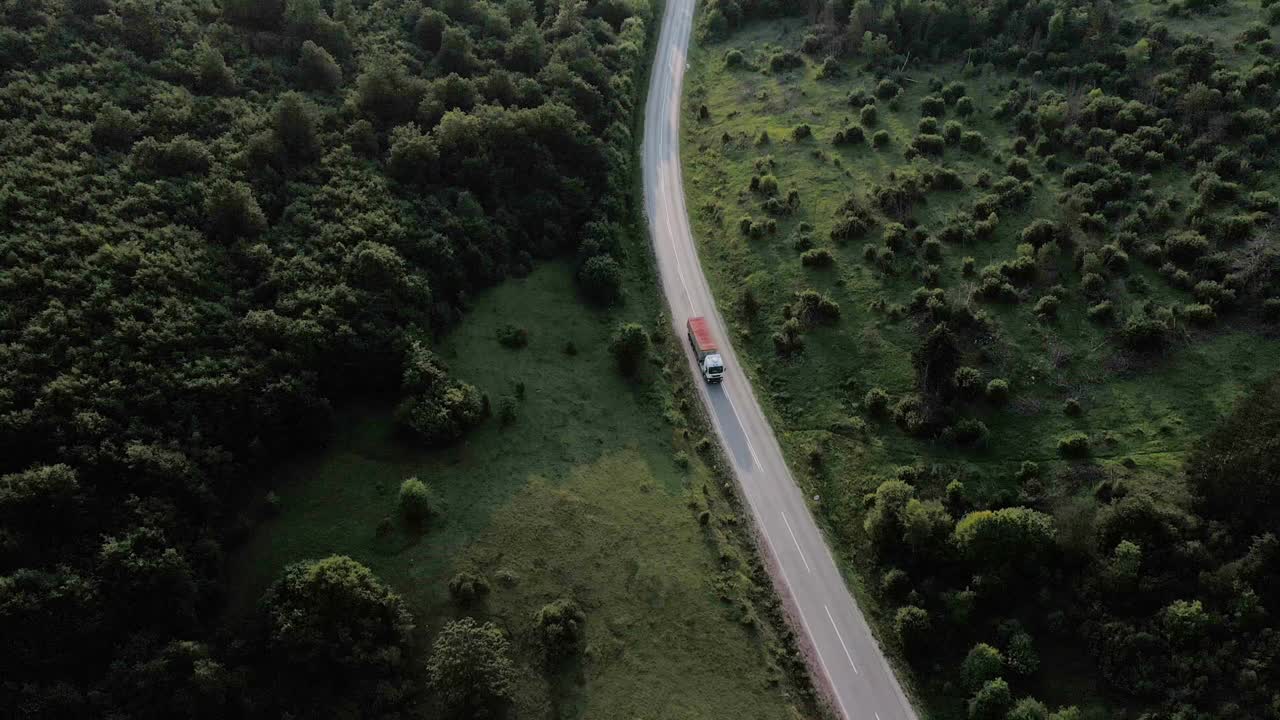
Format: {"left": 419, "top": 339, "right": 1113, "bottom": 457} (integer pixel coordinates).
{"left": 640, "top": 2, "right": 919, "bottom": 719}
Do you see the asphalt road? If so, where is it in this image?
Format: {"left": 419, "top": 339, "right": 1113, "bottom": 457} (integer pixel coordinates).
{"left": 640, "top": 3, "right": 919, "bottom": 719}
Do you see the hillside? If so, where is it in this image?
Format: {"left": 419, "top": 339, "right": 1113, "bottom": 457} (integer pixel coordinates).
{"left": 682, "top": 0, "right": 1280, "bottom": 717}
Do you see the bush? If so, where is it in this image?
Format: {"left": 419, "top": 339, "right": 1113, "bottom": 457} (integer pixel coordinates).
{"left": 834, "top": 125, "right": 864, "bottom": 144}
{"left": 912, "top": 134, "right": 946, "bottom": 156}
{"left": 792, "top": 124, "right": 812, "bottom": 141}
{"left": 497, "top": 395, "right": 518, "bottom": 425}
{"left": 1033, "top": 295, "right": 1059, "bottom": 319}
{"left": 724, "top": 48, "right": 745, "bottom": 67}
{"left": 447, "top": 571, "right": 490, "bottom": 604}
{"left": 969, "top": 678, "right": 1013, "bottom": 720}
{"left": 610, "top": 322, "right": 649, "bottom": 376}
{"left": 860, "top": 104, "right": 878, "bottom": 126}
{"left": 1183, "top": 303, "right": 1216, "bottom": 325}
{"left": 921, "top": 95, "right": 946, "bottom": 116}
{"left": 986, "top": 379, "right": 1010, "bottom": 405}
{"left": 1057, "top": 433, "right": 1090, "bottom": 457}
{"left": 496, "top": 324, "right": 529, "bottom": 349}
{"left": 876, "top": 79, "right": 901, "bottom": 99}
{"left": 872, "top": 130, "right": 891, "bottom": 147}
{"left": 768, "top": 50, "right": 804, "bottom": 72}
{"left": 865, "top": 387, "right": 891, "bottom": 416}
{"left": 533, "top": 598, "right": 586, "bottom": 660}
{"left": 944, "top": 121, "right": 963, "bottom": 145}
{"left": 918, "top": 117, "right": 940, "bottom": 134}
{"left": 956, "top": 96, "right": 975, "bottom": 116}
{"left": 801, "top": 248, "right": 834, "bottom": 267}
{"left": 399, "top": 477, "right": 434, "bottom": 524}
{"left": 205, "top": 179, "right": 267, "bottom": 242}
{"left": 960, "top": 131, "right": 986, "bottom": 152}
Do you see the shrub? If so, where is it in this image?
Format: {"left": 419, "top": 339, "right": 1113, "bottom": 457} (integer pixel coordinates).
{"left": 447, "top": 571, "right": 490, "bottom": 604}
{"left": 986, "top": 379, "right": 1010, "bottom": 405}
{"left": 876, "top": 79, "right": 901, "bottom": 99}
{"left": 1033, "top": 295, "right": 1059, "bottom": 319}
{"left": 1119, "top": 315, "right": 1171, "bottom": 352}
{"left": 956, "top": 96, "right": 975, "bottom": 116}
{"left": 1063, "top": 398, "right": 1082, "bottom": 416}
{"left": 533, "top": 598, "right": 586, "bottom": 660}
{"left": 801, "top": 248, "right": 834, "bottom": 267}
{"left": 960, "top": 131, "right": 985, "bottom": 152}
{"left": 497, "top": 395, "right": 518, "bottom": 425}
{"left": 865, "top": 387, "right": 891, "bottom": 416}
{"left": 768, "top": 50, "right": 804, "bottom": 72}
{"left": 1263, "top": 297, "right": 1280, "bottom": 322}
{"left": 918, "top": 117, "right": 940, "bottom": 134}
{"left": 944, "top": 121, "right": 963, "bottom": 145}
{"left": 872, "top": 129, "right": 891, "bottom": 147}
{"left": 921, "top": 95, "right": 946, "bottom": 116}
{"left": 1087, "top": 301, "right": 1115, "bottom": 324}
{"left": 1183, "top": 303, "right": 1216, "bottom": 325}
{"left": 496, "top": 324, "right": 528, "bottom": 349}
{"left": 949, "top": 418, "right": 989, "bottom": 446}
{"left": 792, "top": 124, "right": 812, "bottom": 141}
{"left": 399, "top": 477, "right": 434, "bottom": 524}
{"left": 860, "top": 104, "right": 878, "bottom": 126}
{"left": 724, "top": 48, "right": 745, "bottom": 67}
{"left": 1057, "top": 433, "right": 1090, "bottom": 457}
{"left": 610, "top": 322, "right": 649, "bottom": 376}
{"left": 912, "top": 134, "right": 946, "bottom": 156}
{"left": 835, "top": 124, "right": 864, "bottom": 144}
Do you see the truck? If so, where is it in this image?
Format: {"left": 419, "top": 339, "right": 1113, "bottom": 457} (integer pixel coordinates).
{"left": 686, "top": 317, "right": 725, "bottom": 383}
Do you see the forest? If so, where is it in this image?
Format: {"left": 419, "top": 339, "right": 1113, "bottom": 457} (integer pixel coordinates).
{"left": 682, "top": 0, "right": 1280, "bottom": 717}
{"left": 0, "top": 0, "right": 685, "bottom": 717}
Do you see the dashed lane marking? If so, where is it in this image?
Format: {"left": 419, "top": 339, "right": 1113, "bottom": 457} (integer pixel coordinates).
{"left": 780, "top": 511, "right": 811, "bottom": 573}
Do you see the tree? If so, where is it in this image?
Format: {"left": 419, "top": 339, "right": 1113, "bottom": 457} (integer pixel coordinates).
{"left": 961, "top": 643, "right": 1004, "bottom": 691}
{"left": 427, "top": 618, "right": 516, "bottom": 717}
{"left": 579, "top": 254, "right": 623, "bottom": 305}
{"left": 610, "top": 322, "right": 649, "bottom": 376}
{"left": 259, "top": 556, "right": 413, "bottom": 684}
{"left": 0, "top": 463, "right": 79, "bottom": 532}
{"left": 1186, "top": 375, "right": 1280, "bottom": 537}
{"left": 863, "top": 479, "right": 915, "bottom": 556}
{"left": 98, "top": 525, "right": 197, "bottom": 630}
{"left": 92, "top": 104, "right": 139, "bottom": 148}
{"left": 969, "top": 678, "right": 1013, "bottom": 720}
{"left": 395, "top": 343, "right": 485, "bottom": 445}
{"left": 387, "top": 123, "right": 439, "bottom": 185}
{"left": 356, "top": 57, "right": 425, "bottom": 124}
{"left": 298, "top": 40, "right": 342, "bottom": 92}
{"left": 204, "top": 179, "right": 267, "bottom": 242}
{"left": 953, "top": 507, "right": 1055, "bottom": 577}
{"left": 193, "top": 43, "right": 234, "bottom": 94}
{"left": 273, "top": 92, "right": 320, "bottom": 165}
{"left": 223, "top": 0, "right": 284, "bottom": 28}
{"left": 534, "top": 598, "right": 586, "bottom": 660}
{"left": 901, "top": 498, "right": 952, "bottom": 563}
{"left": 399, "top": 477, "right": 434, "bottom": 525}
{"left": 913, "top": 323, "right": 961, "bottom": 400}
{"left": 894, "top": 605, "right": 931, "bottom": 657}
{"left": 1007, "top": 632, "right": 1039, "bottom": 676}
{"left": 1007, "top": 698, "right": 1050, "bottom": 720}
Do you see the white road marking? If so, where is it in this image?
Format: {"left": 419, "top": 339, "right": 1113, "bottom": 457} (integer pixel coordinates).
{"left": 825, "top": 604, "right": 860, "bottom": 675}
{"left": 780, "top": 511, "right": 811, "bottom": 572}
{"left": 777, "top": 559, "right": 852, "bottom": 720}
{"left": 720, "top": 391, "right": 762, "bottom": 470}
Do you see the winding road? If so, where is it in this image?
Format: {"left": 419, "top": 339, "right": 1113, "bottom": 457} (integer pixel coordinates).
{"left": 641, "top": 2, "right": 919, "bottom": 719}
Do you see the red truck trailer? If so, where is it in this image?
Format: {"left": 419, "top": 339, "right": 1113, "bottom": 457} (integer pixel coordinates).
{"left": 686, "top": 317, "right": 725, "bottom": 383}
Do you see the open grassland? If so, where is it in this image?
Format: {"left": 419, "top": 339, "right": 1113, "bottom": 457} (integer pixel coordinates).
{"left": 681, "top": 14, "right": 1280, "bottom": 719}
{"left": 228, "top": 260, "right": 809, "bottom": 719}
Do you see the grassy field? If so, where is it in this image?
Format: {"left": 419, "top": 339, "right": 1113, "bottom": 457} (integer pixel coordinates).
{"left": 227, "top": 259, "right": 811, "bottom": 719}
{"left": 680, "top": 15, "right": 1280, "bottom": 719}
